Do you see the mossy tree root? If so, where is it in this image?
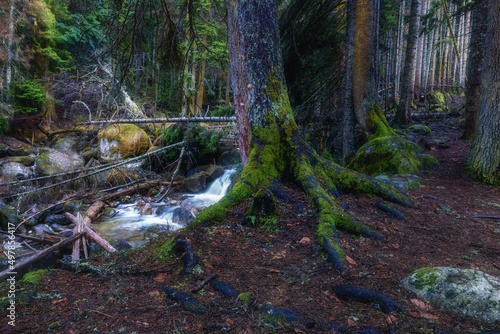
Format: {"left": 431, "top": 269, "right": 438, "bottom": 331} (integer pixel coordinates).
{"left": 194, "top": 121, "right": 411, "bottom": 270}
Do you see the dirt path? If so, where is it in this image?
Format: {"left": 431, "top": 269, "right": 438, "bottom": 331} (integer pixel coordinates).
{"left": 1, "top": 122, "right": 499, "bottom": 333}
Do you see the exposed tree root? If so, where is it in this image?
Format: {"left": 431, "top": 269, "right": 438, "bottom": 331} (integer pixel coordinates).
{"left": 194, "top": 121, "right": 411, "bottom": 270}
{"left": 332, "top": 284, "right": 407, "bottom": 314}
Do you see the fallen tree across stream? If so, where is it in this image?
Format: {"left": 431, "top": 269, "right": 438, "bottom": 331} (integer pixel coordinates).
{"left": 80, "top": 116, "right": 236, "bottom": 125}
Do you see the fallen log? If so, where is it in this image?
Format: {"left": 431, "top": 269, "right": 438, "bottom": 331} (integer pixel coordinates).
{"left": 64, "top": 212, "right": 117, "bottom": 253}
{"left": 0, "top": 232, "right": 84, "bottom": 281}
{"left": 81, "top": 116, "right": 236, "bottom": 126}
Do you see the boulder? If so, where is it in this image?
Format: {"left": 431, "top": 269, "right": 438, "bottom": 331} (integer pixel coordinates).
{"left": 375, "top": 174, "right": 422, "bottom": 190}
{"left": 1, "top": 162, "right": 34, "bottom": 180}
{"left": 0, "top": 137, "right": 36, "bottom": 156}
{"left": 205, "top": 165, "right": 225, "bottom": 183}
{"left": 403, "top": 267, "right": 500, "bottom": 323}
{"left": 54, "top": 136, "right": 84, "bottom": 152}
{"left": 7, "top": 155, "right": 36, "bottom": 166}
{"left": 172, "top": 207, "right": 195, "bottom": 226}
{"left": 35, "top": 149, "right": 84, "bottom": 177}
{"left": 182, "top": 172, "right": 207, "bottom": 193}
{"left": 98, "top": 124, "right": 150, "bottom": 162}
{"left": 350, "top": 136, "right": 439, "bottom": 176}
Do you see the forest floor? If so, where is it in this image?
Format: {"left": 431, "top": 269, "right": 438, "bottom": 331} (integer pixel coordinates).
{"left": 1, "top": 119, "right": 500, "bottom": 334}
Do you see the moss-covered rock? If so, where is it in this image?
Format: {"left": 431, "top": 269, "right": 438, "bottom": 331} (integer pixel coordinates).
{"left": 407, "top": 124, "right": 432, "bottom": 135}
{"left": 0, "top": 200, "right": 21, "bottom": 231}
{"left": 350, "top": 136, "right": 439, "bottom": 176}
{"left": 98, "top": 124, "right": 150, "bottom": 162}
{"left": 35, "top": 149, "right": 84, "bottom": 177}
{"left": 403, "top": 267, "right": 500, "bottom": 323}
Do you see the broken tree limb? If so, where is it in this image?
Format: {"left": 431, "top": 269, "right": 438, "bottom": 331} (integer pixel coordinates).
{"left": 64, "top": 213, "right": 117, "bottom": 253}
{"left": 191, "top": 273, "right": 218, "bottom": 293}
{"left": 80, "top": 116, "right": 236, "bottom": 125}
{"left": 0, "top": 230, "right": 57, "bottom": 245}
{"left": 0, "top": 232, "right": 84, "bottom": 281}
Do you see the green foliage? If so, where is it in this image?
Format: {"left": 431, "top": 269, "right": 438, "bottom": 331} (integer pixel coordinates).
{"left": 212, "top": 106, "right": 235, "bottom": 117}
{"left": 10, "top": 80, "right": 47, "bottom": 113}
{"left": 162, "top": 124, "right": 226, "bottom": 161}
{"left": 0, "top": 116, "right": 9, "bottom": 136}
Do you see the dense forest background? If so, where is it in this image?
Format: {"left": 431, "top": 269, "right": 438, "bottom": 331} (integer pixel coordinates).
{"left": 0, "top": 0, "right": 479, "bottom": 158}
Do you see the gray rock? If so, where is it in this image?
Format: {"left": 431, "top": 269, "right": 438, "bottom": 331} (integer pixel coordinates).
{"left": 182, "top": 172, "right": 207, "bottom": 193}
{"left": 172, "top": 207, "right": 195, "bottom": 226}
{"left": 45, "top": 214, "right": 72, "bottom": 226}
{"left": 54, "top": 136, "right": 85, "bottom": 152}
{"left": 403, "top": 267, "right": 500, "bottom": 323}
{"left": 1, "top": 162, "right": 34, "bottom": 180}
{"left": 50, "top": 223, "right": 67, "bottom": 232}
{"left": 33, "top": 224, "right": 54, "bottom": 236}
{"left": 375, "top": 174, "right": 422, "bottom": 190}
{"left": 143, "top": 224, "right": 171, "bottom": 239}
{"left": 35, "top": 149, "right": 84, "bottom": 177}
{"left": 0, "top": 144, "right": 12, "bottom": 158}
{"left": 7, "top": 155, "right": 36, "bottom": 166}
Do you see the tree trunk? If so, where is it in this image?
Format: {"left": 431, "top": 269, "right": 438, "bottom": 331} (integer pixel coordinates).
{"left": 342, "top": 0, "right": 357, "bottom": 160}
{"left": 199, "top": 0, "right": 410, "bottom": 270}
{"left": 393, "top": 0, "right": 406, "bottom": 102}
{"left": 396, "top": 0, "right": 421, "bottom": 125}
{"left": 467, "top": 1, "right": 500, "bottom": 185}
{"left": 5, "top": 0, "right": 15, "bottom": 102}
{"left": 462, "top": 0, "right": 487, "bottom": 140}
{"left": 352, "top": 0, "right": 381, "bottom": 138}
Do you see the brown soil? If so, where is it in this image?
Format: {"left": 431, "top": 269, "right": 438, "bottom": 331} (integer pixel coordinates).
{"left": 2, "top": 122, "right": 499, "bottom": 333}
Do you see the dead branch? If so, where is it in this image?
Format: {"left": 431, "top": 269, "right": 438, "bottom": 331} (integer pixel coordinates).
{"left": 0, "top": 232, "right": 84, "bottom": 281}
{"left": 94, "top": 179, "right": 161, "bottom": 203}
{"left": 64, "top": 212, "right": 116, "bottom": 253}
{"left": 471, "top": 215, "right": 500, "bottom": 220}
{"left": 191, "top": 273, "right": 218, "bottom": 293}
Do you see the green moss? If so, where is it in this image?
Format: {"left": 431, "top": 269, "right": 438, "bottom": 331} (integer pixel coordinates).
{"left": 410, "top": 267, "right": 440, "bottom": 290}
{"left": 238, "top": 292, "right": 253, "bottom": 306}
{"left": 366, "top": 105, "right": 397, "bottom": 140}
{"left": 22, "top": 269, "right": 50, "bottom": 284}
{"left": 428, "top": 91, "right": 445, "bottom": 104}
{"left": 407, "top": 124, "right": 432, "bottom": 135}
{"left": 350, "top": 135, "right": 439, "bottom": 176}
{"left": 155, "top": 238, "right": 177, "bottom": 262}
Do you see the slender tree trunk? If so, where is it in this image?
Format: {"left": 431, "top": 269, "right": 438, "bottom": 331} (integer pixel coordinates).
{"left": 393, "top": 0, "right": 405, "bottom": 102}
{"left": 462, "top": 0, "right": 487, "bottom": 139}
{"left": 396, "top": 0, "right": 421, "bottom": 125}
{"left": 6, "top": 0, "right": 15, "bottom": 102}
{"left": 467, "top": 0, "right": 500, "bottom": 185}
{"left": 342, "top": 0, "right": 357, "bottom": 160}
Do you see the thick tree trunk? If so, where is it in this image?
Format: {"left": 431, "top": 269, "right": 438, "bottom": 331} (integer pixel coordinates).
{"left": 199, "top": 0, "right": 410, "bottom": 270}
{"left": 352, "top": 0, "right": 380, "bottom": 138}
{"left": 462, "top": 0, "right": 487, "bottom": 140}
{"left": 396, "top": 0, "right": 421, "bottom": 125}
{"left": 467, "top": 1, "right": 500, "bottom": 185}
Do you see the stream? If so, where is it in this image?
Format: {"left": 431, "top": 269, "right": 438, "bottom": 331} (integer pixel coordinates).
{"left": 92, "top": 168, "right": 236, "bottom": 247}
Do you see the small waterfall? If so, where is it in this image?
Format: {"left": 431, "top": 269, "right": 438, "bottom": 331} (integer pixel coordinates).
{"left": 93, "top": 167, "right": 237, "bottom": 246}
{"left": 189, "top": 168, "right": 236, "bottom": 206}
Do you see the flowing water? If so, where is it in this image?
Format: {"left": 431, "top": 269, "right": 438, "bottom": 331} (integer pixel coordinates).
{"left": 92, "top": 168, "right": 236, "bottom": 247}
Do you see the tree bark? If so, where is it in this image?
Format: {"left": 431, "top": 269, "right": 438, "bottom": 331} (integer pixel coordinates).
{"left": 352, "top": 0, "right": 380, "bottom": 138}
{"left": 199, "top": 0, "right": 410, "bottom": 270}
{"left": 5, "top": 0, "right": 15, "bottom": 102}
{"left": 467, "top": 1, "right": 500, "bottom": 185}
{"left": 342, "top": 0, "right": 357, "bottom": 160}
{"left": 396, "top": 0, "right": 421, "bottom": 125}
{"left": 462, "top": 0, "right": 487, "bottom": 140}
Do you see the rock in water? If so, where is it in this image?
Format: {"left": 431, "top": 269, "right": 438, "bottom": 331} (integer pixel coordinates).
{"left": 403, "top": 267, "right": 500, "bottom": 323}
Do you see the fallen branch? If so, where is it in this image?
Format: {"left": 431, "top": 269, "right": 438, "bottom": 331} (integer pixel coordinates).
{"left": 80, "top": 116, "right": 236, "bottom": 125}
{"left": 64, "top": 213, "right": 116, "bottom": 253}
{"left": 94, "top": 179, "right": 161, "bottom": 202}
{"left": 0, "top": 230, "right": 57, "bottom": 245}
{"left": 0, "top": 232, "right": 84, "bottom": 281}
{"left": 191, "top": 273, "right": 218, "bottom": 293}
